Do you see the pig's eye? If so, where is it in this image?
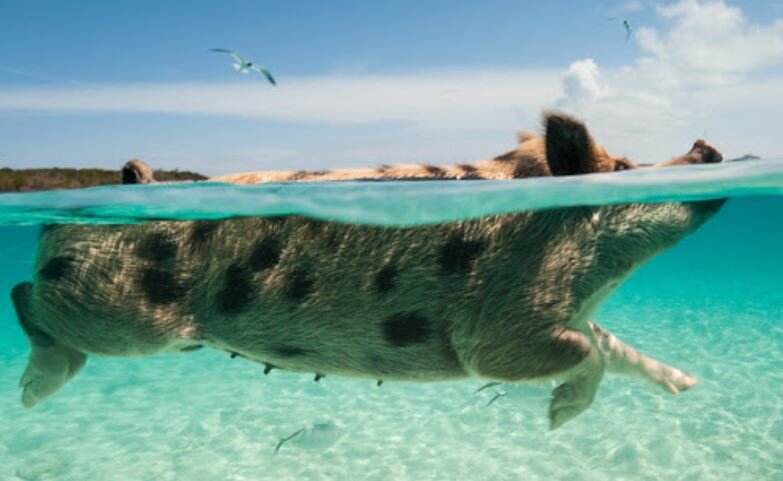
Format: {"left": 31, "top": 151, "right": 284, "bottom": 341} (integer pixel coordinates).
{"left": 614, "top": 158, "right": 634, "bottom": 171}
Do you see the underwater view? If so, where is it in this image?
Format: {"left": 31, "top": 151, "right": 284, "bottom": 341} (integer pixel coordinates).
{"left": 0, "top": 171, "right": 781, "bottom": 481}
{"left": 3, "top": 0, "right": 783, "bottom": 480}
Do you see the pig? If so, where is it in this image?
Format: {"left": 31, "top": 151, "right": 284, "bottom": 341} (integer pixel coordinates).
{"left": 11, "top": 111, "right": 725, "bottom": 429}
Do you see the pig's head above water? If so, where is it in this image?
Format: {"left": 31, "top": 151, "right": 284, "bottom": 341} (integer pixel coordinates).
{"left": 14, "top": 111, "right": 727, "bottom": 430}
{"left": 121, "top": 158, "right": 156, "bottom": 185}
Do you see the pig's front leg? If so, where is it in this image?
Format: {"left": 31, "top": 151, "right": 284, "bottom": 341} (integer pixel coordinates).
{"left": 589, "top": 322, "right": 698, "bottom": 394}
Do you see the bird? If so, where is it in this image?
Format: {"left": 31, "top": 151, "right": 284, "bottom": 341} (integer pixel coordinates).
{"left": 210, "top": 48, "right": 277, "bottom": 86}
{"left": 607, "top": 17, "right": 633, "bottom": 42}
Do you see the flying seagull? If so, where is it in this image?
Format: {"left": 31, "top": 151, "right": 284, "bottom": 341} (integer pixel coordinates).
{"left": 210, "top": 48, "right": 277, "bottom": 86}
{"left": 607, "top": 17, "right": 633, "bottom": 42}
{"left": 622, "top": 19, "right": 632, "bottom": 42}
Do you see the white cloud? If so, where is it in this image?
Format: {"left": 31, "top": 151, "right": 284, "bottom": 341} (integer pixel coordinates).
{"left": 559, "top": 58, "right": 608, "bottom": 107}
{"left": 652, "top": 0, "right": 783, "bottom": 77}
{"left": 557, "top": 0, "right": 783, "bottom": 163}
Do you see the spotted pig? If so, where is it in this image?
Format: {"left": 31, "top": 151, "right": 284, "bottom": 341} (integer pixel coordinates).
{"left": 12, "top": 112, "right": 725, "bottom": 429}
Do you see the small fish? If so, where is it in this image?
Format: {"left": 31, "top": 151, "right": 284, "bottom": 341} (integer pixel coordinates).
{"left": 487, "top": 391, "right": 507, "bottom": 407}
{"left": 474, "top": 382, "right": 501, "bottom": 394}
{"left": 274, "top": 428, "right": 305, "bottom": 454}
{"left": 274, "top": 422, "right": 343, "bottom": 454}
{"left": 210, "top": 48, "right": 277, "bottom": 85}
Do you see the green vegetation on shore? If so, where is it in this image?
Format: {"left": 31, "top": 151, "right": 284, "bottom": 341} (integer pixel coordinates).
{"left": 0, "top": 167, "right": 207, "bottom": 192}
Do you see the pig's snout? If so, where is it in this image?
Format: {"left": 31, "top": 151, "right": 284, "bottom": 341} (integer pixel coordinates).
{"left": 690, "top": 139, "right": 723, "bottom": 164}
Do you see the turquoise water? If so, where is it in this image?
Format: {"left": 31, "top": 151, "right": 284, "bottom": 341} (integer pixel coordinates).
{"left": 0, "top": 164, "right": 782, "bottom": 480}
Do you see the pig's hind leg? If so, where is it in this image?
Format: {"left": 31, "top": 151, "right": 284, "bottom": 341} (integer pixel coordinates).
{"left": 589, "top": 322, "right": 697, "bottom": 394}
{"left": 12, "top": 282, "right": 87, "bottom": 408}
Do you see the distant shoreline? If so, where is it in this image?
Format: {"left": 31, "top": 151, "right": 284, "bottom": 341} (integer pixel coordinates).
{"left": 0, "top": 167, "right": 207, "bottom": 192}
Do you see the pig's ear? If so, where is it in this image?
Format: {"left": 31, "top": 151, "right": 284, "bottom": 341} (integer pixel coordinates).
{"left": 544, "top": 111, "right": 596, "bottom": 175}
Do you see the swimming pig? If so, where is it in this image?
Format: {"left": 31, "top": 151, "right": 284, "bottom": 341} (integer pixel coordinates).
{"left": 12, "top": 112, "right": 725, "bottom": 429}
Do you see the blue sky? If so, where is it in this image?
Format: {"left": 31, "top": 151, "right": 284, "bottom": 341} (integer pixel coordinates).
{"left": 1, "top": 0, "right": 783, "bottom": 175}
{"left": 0, "top": 1, "right": 649, "bottom": 80}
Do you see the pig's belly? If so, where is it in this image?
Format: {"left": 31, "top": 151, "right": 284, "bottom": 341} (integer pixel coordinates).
{"left": 202, "top": 312, "right": 470, "bottom": 382}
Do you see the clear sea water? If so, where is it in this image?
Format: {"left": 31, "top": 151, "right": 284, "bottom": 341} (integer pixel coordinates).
{"left": 0, "top": 161, "right": 782, "bottom": 481}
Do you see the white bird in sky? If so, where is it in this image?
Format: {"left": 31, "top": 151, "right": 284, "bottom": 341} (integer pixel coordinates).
{"left": 607, "top": 17, "right": 633, "bottom": 43}
{"left": 210, "top": 48, "right": 277, "bottom": 86}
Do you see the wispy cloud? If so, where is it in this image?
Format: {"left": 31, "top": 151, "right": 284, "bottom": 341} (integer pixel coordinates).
{"left": 608, "top": 0, "right": 646, "bottom": 16}
{"left": 0, "top": 67, "right": 86, "bottom": 86}
{"left": 0, "top": 70, "right": 561, "bottom": 129}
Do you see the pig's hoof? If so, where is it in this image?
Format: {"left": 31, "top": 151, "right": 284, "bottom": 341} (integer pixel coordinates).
{"left": 19, "top": 345, "right": 86, "bottom": 408}
{"left": 548, "top": 369, "right": 603, "bottom": 430}
{"left": 650, "top": 364, "right": 698, "bottom": 394}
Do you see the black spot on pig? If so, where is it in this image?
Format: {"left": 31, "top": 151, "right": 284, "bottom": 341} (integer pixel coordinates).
{"left": 137, "top": 232, "right": 178, "bottom": 263}
{"left": 457, "top": 164, "right": 478, "bottom": 174}
{"left": 283, "top": 268, "right": 314, "bottom": 302}
{"left": 456, "top": 164, "right": 484, "bottom": 179}
{"left": 383, "top": 312, "right": 432, "bottom": 347}
{"left": 217, "top": 264, "right": 256, "bottom": 314}
{"left": 38, "top": 256, "right": 75, "bottom": 282}
{"left": 437, "top": 236, "right": 486, "bottom": 274}
{"left": 422, "top": 164, "right": 446, "bottom": 176}
{"left": 139, "top": 267, "right": 190, "bottom": 305}
{"left": 190, "top": 221, "right": 218, "bottom": 245}
{"left": 249, "top": 238, "right": 281, "bottom": 272}
{"left": 374, "top": 264, "right": 398, "bottom": 293}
